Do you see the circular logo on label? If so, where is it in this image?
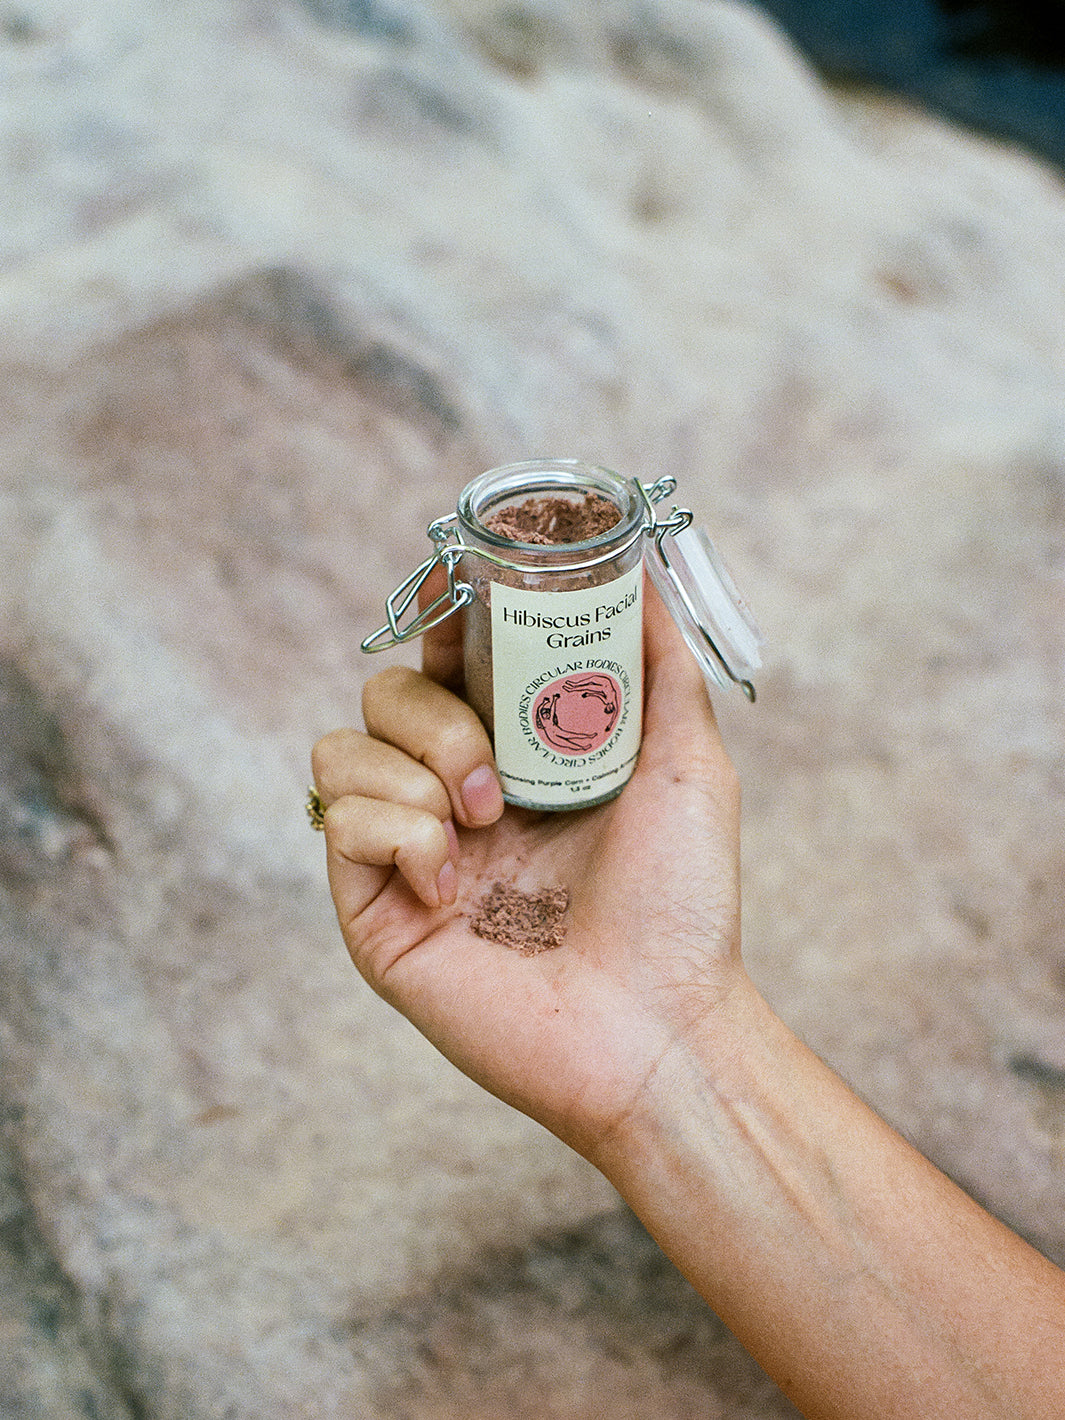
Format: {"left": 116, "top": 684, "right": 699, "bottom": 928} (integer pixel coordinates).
{"left": 532, "top": 672, "right": 622, "bottom": 756}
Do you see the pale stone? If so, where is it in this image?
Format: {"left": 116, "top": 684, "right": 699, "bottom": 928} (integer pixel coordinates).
{"left": 1, "top": 0, "right": 1063, "bottom": 1415}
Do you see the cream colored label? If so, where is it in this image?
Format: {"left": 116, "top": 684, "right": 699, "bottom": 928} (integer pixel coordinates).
{"left": 491, "top": 565, "right": 643, "bottom": 808}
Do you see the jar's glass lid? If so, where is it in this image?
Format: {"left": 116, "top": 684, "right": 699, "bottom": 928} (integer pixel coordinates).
{"left": 645, "top": 523, "right": 763, "bottom": 700}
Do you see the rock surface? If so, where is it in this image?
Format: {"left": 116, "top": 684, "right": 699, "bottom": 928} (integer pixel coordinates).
{"left": 0, "top": 1, "right": 1063, "bottom": 1415}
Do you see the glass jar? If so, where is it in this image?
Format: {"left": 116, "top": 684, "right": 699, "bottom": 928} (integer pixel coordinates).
{"left": 363, "top": 458, "right": 761, "bottom": 812}
{"left": 455, "top": 460, "right": 646, "bottom": 809}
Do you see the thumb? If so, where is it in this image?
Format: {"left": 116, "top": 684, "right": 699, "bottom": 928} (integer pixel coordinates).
{"left": 639, "top": 577, "right": 732, "bottom": 783}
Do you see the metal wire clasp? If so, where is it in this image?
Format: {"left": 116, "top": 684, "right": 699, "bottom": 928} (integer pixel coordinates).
{"left": 638, "top": 476, "right": 693, "bottom": 542}
{"left": 360, "top": 515, "right": 474, "bottom": 652}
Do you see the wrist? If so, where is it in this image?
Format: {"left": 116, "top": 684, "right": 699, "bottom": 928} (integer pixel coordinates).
{"left": 584, "top": 966, "right": 776, "bottom": 1184}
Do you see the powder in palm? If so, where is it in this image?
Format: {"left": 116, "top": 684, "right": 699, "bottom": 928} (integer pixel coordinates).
{"left": 484, "top": 492, "right": 620, "bottom": 545}
{"left": 470, "top": 881, "right": 571, "bottom": 955}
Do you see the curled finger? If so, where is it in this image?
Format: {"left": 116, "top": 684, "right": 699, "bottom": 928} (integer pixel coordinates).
{"left": 312, "top": 728, "right": 452, "bottom": 822}
{"left": 324, "top": 793, "right": 457, "bottom": 922}
{"left": 362, "top": 667, "right": 503, "bottom": 829}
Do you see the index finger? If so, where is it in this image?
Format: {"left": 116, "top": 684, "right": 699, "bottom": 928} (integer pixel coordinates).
{"left": 419, "top": 560, "right": 465, "bottom": 691}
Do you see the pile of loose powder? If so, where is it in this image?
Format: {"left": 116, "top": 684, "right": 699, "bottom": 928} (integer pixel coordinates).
{"left": 470, "top": 881, "right": 571, "bottom": 955}
{"left": 484, "top": 492, "right": 620, "bottom": 545}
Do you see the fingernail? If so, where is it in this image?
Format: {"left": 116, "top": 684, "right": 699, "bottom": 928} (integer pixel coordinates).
{"left": 460, "top": 764, "right": 504, "bottom": 825}
{"left": 437, "top": 859, "right": 458, "bottom": 906}
{"left": 443, "top": 819, "right": 460, "bottom": 861}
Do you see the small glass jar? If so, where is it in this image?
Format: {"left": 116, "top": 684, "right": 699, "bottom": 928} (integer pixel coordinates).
{"left": 363, "top": 458, "right": 761, "bottom": 812}
{"left": 456, "top": 461, "right": 646, "bottom": 809}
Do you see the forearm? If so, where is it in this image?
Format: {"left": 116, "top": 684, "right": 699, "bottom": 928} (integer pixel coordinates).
{"left": 591, "top": 974, "right": 1065, "bottom": 1420}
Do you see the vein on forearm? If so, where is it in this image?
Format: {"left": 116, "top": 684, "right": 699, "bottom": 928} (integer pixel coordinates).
{"left": 599, "top": 999, "right": 1065, "bottom": 1420}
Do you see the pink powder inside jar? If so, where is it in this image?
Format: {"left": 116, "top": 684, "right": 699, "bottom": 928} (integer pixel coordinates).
{"left": 484, "top": 492, "right": 620, "bottom": 545}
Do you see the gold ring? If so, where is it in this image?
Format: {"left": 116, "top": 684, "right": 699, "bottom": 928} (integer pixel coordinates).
{"left": 306, "top": 787, "right": 327, "bottom": 831}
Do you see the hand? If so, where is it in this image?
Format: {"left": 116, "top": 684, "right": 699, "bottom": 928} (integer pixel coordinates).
{"left": 311, "top": 579, "right": 744, "bottom": 1161}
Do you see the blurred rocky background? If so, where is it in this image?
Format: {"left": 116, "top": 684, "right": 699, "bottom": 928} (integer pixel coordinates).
{"left": 1, "top": 1, "right": 1063, "bottom": 1416}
